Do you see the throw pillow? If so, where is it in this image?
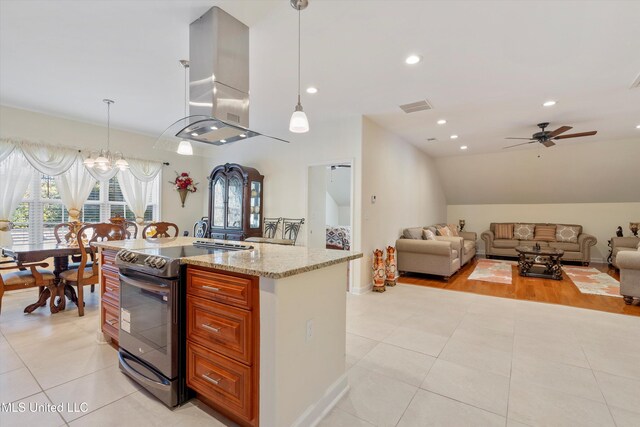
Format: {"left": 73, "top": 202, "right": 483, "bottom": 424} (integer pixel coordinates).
{"left": 423, "top": 229, "right": 436, "bottom": 240}
{"left": 447, "top": 224, "right": 460, "bottom": 236}
{"left": 402, "top": 227, "right": 423, "bottom": 240}
{"left": 513, "top": 223, "right": 535, "bottom": 240}
{"left": 556, "top": 225, "right": 580, "bottom": 243}
{"left": 535, "top": 224, "right": 557, "bottom": 241}
{"left": 494, "top": 223, "right": 514, "bottom": 239}
{"left": 436, "top": 225, "right": 453, "bottom": 237}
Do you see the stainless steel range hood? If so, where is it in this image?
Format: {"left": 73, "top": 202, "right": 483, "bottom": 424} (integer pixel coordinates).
{"left": 155, "top": 7, "right": 287, "bottom": 153}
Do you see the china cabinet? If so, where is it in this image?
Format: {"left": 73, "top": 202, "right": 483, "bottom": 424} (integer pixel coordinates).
{"left": 207, "top": 163, "right": 264, "bottom": 241}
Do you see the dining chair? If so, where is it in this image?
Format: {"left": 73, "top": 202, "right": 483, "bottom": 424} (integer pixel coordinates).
{"left": 142, "top": 222, "right": 179, "bottom": 238}
{"left": 59, "top": 223, "right": 126, "bottom": 316}
{"left": 109, "top": 215, "right": 138, "bottom": 239}
{"left": 0, "top": 260, "right": 55, "bottom": 315}
{"left": 54, "top": 221, "right": 96, "bottom": 293}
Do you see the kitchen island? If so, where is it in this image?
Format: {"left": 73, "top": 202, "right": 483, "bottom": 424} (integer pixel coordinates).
{"left": 93, "top": 237, "right": 362, "bottom": 427}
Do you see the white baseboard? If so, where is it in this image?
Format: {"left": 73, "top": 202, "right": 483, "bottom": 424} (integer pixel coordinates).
{"left": 291, "top": 373, "right": 349, "bottom": 427}
{"left": 350, "top": 283, "right": 372, "bottom": 295}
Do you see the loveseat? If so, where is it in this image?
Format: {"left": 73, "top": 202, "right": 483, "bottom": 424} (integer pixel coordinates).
{"left": 396, "top": 225, "right": 477, "bottom": 279}
{"left": 481, "top": 222, "right": 597, "bottom": 266}
{"left": 617, "top": 242, "right": 640, "bottom": 304}
{"left": 610, "top": 237, "right": 640, "bottom": 269}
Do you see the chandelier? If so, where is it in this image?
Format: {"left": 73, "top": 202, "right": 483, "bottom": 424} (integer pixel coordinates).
{"left": 84, "top": 99, "right": 129, "bottom": 171}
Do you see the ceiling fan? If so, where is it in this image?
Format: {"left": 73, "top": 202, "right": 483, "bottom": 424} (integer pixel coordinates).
{"left": 504, "top": 122, "right": 597, "bottom": 149}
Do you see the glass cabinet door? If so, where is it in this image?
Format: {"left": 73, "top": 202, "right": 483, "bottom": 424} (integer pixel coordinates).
{"left": 212, "top": 176, "right": 225, "bottom": 228}
{"left": 226, "top": 175, "right": 243, "bottom": 229}
{"left": 249, "top": 181, "right": 261, "bottom": 229}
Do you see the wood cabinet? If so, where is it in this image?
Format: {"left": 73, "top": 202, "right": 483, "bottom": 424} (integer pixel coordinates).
{"left": 186, "top": 265, "right": 259, "bottom": 427}
{"left": 207, "top": 163, "right": 264, "bottom": 241}
{"left": 100, "top": 249, "right": 120, "bottom": 343}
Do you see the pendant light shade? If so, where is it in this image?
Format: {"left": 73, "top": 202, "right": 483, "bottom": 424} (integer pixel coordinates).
{"left": 177, "top": 60, "right": 194, "bottom": 155}
{"left": 177, "top": 140, "right": 194, "bottom": 155}
{"left": 289, "top": 0, "right": 310, "bottom": 133}
{"left": 289, "top": 102, "right": 309, "bottom": 133}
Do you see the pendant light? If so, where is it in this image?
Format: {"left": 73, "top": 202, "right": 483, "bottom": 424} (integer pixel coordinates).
{"left": 176, "top": 59, "right": 194, "bottom": 155}
{"left": 289, "top": 0, "right": 310, "bottom": 133}
{"left": 84, "top": 99, "right": 129, "bottom": 171}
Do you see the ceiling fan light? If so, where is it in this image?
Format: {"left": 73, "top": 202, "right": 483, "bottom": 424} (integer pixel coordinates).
{"left": 177, "top": 140, "right": 193, "bottom": 156}
{"left": 289, "top": 107, "right": 309, "bottom": 133}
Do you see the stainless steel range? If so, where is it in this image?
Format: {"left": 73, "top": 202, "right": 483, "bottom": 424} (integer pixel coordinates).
{"left": 115, "top": 242, "right": 251, "bottom": 407}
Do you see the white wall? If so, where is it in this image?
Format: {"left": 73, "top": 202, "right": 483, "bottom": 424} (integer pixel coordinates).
{"left": 338, "top": 206, "right": 351, "bottom": 226}
{"left": 360, "top": 117, "right": 447, "bottom": 290}
{"left": 447, "top": 202, "right": 640, "bottom": 263}
{"left": 325, "top": 192, "right": 339, "bottom": 226}
{"left": 0, "top": 106, "right": 205, "bottom": 234}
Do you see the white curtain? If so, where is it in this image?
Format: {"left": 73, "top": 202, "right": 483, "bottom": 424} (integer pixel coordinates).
{"left": 0, "top": 151, "right": 32, "bottom": 246}
{"left": 128, "top": 158, "right": 162, "bottom": 182}
{"left": 0, "top": 139, "right": 16, "bottom": 163}
{"left": 20, "top": 141, "right": 79, "bottom": 176}
{"left": 55, "top": 158, "right": 97, "bottom": 222}
{"left": 86, "top": 164, "right": 119, "bottom": 181}
{"left": 117, "top": 169, "right": 153, "bottom": 224}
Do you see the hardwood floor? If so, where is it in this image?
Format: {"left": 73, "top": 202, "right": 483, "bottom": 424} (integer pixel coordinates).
{"left": 399, "top": 257, "right": 640, "bottom": 317}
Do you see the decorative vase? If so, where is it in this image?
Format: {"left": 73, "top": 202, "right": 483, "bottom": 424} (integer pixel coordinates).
{"left": 372, "top": 249, "right": 386, "bottom": 293}
{"left": 178, "top": 188, "right": 189, "bottom": 208}
{"left": 385, "top": 246, "right": 397, "bottom": 287}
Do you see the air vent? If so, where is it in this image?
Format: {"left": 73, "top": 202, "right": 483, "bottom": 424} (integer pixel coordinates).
{"left": 426, "top": 137, "right": 438, "bottom": 142}
{"left": 631, "top": 73, "right": 640, "bottom": 89}
{"left": 399, "top": 99, "right": 433, "bottom": 114}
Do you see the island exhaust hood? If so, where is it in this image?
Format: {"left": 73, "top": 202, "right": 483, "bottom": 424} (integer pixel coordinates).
{"left": 155, "top": 7, "right": 287, "bottom": 153}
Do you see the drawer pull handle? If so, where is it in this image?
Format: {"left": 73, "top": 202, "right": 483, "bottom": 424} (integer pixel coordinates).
{"left": 107, "top": 319, "right": 118, "bottom": 325}
{"left": 202, "top": 323, "right": 221, "bottom": 333}
{"left": 202, "top": 285, "right": 220, "bottom": 292}
{"left": 202, "top": 373, "right": 222, "bottom": 385}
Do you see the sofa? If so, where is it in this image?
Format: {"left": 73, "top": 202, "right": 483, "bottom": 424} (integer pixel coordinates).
{"left": 610, "top": 237, "right": 640, "bottom": 269}
{"left": 481, "top": 222, "right": 597, "bottom": 266}
{"left": 396, "top": 225, "right": 477, "bottom": 279}
{"left": 617, "top": 242, "right": 640, "bottom": 304}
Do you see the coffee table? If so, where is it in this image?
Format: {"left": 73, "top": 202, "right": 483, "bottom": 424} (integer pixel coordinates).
{"left": 515, "top": 245, "right": 564, "bottom": 280}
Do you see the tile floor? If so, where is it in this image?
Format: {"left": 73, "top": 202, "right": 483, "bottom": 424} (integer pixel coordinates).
{"left": 1, "top": 284, "right": 640, "bottom": 426}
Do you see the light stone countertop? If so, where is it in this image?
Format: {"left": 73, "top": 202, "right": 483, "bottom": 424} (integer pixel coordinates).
{"left": 92, "top": 237, "right": 362, "bottom": 279}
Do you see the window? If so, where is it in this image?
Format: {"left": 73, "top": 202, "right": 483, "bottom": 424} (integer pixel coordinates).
{"left": 11, "top": 171, "right": 160, "bottom": 245}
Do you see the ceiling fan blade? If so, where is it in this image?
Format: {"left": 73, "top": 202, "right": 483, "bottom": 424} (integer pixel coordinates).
{"left": 503, "top": 141, "right": 536, "bottom": 149}
{"left": 542, "top": 140, "right": 556, "bottom": 148}
{"left": 554, "top": 131, "right": 597, "bottom": 139}
{"left": 505, "top": 137, "right": 535, "bottom": 140}
{"left": 547, "top": 126, "right": 573, "bottom": 138}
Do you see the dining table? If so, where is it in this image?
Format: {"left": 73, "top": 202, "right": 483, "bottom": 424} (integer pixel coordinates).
{"left": 1, "top": 242, "right": 88, "bottom": 314}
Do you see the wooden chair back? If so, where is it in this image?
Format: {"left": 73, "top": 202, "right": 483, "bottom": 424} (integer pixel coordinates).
{"left": 77, "top": 223, "right": 127, "bottom": 274}
{"left": 54, "top": 222, "right": 86, "bottom": 244}
{"left": 142, "top": 222, "right": 179, "bottom": 239}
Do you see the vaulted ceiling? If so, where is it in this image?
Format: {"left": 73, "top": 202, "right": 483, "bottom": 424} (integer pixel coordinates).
{"left": 1, "top": 0, "right": 639, "bottom": 158}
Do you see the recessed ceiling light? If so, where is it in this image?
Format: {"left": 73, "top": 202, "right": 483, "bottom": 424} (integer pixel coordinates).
{"left": 239, "top": 133, "right": 247, "bottom": 138}
{"left": 306, "top": 87, "right": 318, "bottom": 94}
{"left": 460, "top": 145, "right": 468, "bottom": 150}
{"left": 450, "top": 134, "right": 459, "bottom": 139}
{"left": 210, "top": 126, "right": 218, "bottom": 130}
{"left": 220, "top": 139, "right": 227, "bottom": 143}
{"left": 191, "top": 132, "right": 198, "bottom": 136}
{"left": 437, "top": 119, "right": 447, "bottom": 125}
{"left": 543, "top": 100, "right": 557, "bottom": 107}
{"left": 636, "top": 124, "right": 640, "bottom": 129}
{"left": 405, "top": 55, "right": 422, "bottom": 65}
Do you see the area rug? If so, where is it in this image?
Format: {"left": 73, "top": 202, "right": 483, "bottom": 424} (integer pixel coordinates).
{"left": 563, "top": 266, "right": 621, "bottom": 298}
{"left": 468, "top": 259, "right": 514, "bottom": 284}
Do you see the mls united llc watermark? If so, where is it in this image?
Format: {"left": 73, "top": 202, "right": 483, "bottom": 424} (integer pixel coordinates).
{"left": 1, "top": 401, "right": 89, "bottom": 413}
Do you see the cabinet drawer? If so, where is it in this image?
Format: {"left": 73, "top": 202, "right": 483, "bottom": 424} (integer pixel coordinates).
{"left": 102, "top": 301, "right": 119, "bottom": 341}
{"left": 101, "top": 268, "right": 120, "bottom": 305}
{"left": 211, "top": 233, "right": 225, "bottom": 240}
{"left": 187, "top": 268, "right": 254, "bottom": 310}
{"left": 187, "top": 341, "right": 253, "bottom": 421}
{"left": 101, "top": 250, "right": 118, "bottom": 268}
{"left": 187, "top": 296, "right": 252, "bottom": 365}
{"left": 225, "top": 233, "right": 243, "bottom": 241}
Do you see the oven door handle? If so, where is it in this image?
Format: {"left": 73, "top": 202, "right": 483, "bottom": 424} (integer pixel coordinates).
{"left": 119, "top": 273, "right": 169, "bottom": 293}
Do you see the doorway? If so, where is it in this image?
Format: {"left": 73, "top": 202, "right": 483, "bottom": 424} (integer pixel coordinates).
{"left": 307, "top": 161, "right": 354, "bottom": 290}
